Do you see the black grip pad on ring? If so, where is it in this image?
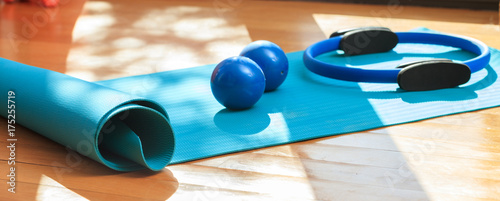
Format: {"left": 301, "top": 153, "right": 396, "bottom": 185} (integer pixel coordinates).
{"left": 397, "top": 59, "right": 471, "bottom": 91}
{"left": 330, "top": 26, "right": 392, "bottom": 38}
{"left": 331, "top": 27, "right": 398, "bottom": 56}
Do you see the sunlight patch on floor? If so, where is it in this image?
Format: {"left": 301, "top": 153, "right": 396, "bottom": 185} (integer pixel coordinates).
{"left": 36, "top": 174, "right": 89, "bottom": 201}
{"left": 66, "top": 3, "right": 251, "bottom": 81}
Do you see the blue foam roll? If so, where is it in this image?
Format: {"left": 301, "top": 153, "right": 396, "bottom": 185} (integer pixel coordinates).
{"left": 0, "top": 58, "right": 175, "bottom": 171}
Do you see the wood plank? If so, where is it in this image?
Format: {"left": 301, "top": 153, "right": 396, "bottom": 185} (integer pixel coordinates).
{"left": 0, "top": 161, "right": 178, "bottom": 200}
{"left": 0, "top": 181, "right": 165, "bottom": 201}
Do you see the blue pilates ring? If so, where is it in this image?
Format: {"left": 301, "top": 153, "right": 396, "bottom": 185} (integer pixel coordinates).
{"left": 303, "top": 27, "right": 491, "bottom": 91}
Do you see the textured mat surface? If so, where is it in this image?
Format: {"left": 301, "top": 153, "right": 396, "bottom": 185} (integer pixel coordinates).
{"left": 98, "top": 28, "right": 500, "bottom": 164}
{"left": 1, "top": 28, "right": 499, "bottom": 170}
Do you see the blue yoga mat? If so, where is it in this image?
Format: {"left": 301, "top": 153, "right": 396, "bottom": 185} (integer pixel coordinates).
{"left": 1, "top": 28, "right": 499, "bottom": 171}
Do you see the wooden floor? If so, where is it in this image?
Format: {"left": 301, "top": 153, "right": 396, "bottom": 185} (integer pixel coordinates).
{"left": 1, "top": 0, "right": 500, "bottom": 200}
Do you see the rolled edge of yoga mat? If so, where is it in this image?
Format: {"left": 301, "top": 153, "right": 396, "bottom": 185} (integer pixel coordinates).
{"left": 0, "top": 58, "right": 175, "bottom": 171}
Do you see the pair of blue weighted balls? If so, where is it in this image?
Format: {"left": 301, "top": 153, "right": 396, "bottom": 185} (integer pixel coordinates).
{"left": 211, "top": 40, "right": 289, "bottom": 110}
